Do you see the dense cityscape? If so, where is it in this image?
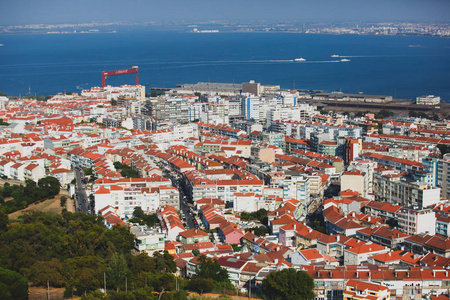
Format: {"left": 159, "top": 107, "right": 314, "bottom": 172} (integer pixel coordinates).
{"left": 0, "top": 73, "right": 450, "bottom": 299}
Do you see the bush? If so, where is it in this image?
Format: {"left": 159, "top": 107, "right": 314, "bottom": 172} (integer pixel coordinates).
{"left": 60, "top": 196, "right": 67, "bottom": 208}
{"left": 188, "top": 278, "right": 215, "bottom": 295}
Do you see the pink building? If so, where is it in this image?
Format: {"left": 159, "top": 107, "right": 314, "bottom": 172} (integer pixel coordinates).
{"left": 218, "top": 222, "right": 243, "bottom": 244}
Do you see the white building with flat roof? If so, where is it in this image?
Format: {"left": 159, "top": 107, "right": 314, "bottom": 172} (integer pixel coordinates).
{"left": 416, "top": 95, "right": 440, "bottom": 105}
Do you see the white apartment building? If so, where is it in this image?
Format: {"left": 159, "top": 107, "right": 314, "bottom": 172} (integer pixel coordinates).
{"left": 94, "top": 185, "right": 179, "bottom": 218}
{"left": 373, "top": 170, "right": 440, "bottom": 209}
{"left": 243, "top": 95, "right": 260, "bottom": 121}
{"left": 397, "top": 207, "right": 436, "bottom": 235}
{"left": 347, "top": 160, "right": 377, "bottom": 196}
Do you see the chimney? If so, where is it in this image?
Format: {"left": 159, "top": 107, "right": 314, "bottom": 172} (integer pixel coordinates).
{"left": 355, "top": 272, "right": 359, "bottom": 278}
{"left": 336, "top": 236, "right": 340, "bottom": 242}
{"left": 394, "top": 272, "right": 397, "bottom": 278}
{"left": 406, "top": 272, "right": 410, "bottom": 278}
{"left": 274, "top": 259, "right": 279, "bottom": 264}
{"left": 195, "top": 229, "right": 197, "bottom": 234}
{"left": 367, "top": 216, "right": 371, "bottom": 222}
{"left": 329, "top": 271, "right": 332, "bottom": 278}
{"left": 352, "top": 212, "right": 356, "bottom": 217}
{"left": 293, "top": 224, "right": 296, "bottom": 230}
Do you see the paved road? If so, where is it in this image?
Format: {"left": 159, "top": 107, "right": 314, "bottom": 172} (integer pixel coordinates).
{"left": 175, "top": 177, "right": 195, "bottom": 229}
{"left": 74, "top": 168, "right": 90, "bottom": 214}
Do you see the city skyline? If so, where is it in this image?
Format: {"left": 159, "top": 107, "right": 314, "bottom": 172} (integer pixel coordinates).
{"left": 1, "top": 0, "right": 449, "bottom": 26}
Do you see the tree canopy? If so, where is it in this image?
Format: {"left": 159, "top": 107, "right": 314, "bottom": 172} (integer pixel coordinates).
{"left": 128, "top": 206, "right": 159, "bottom": 227}
{"left": 0, "top": 267, "right": 28, "bottom": 300}
{"left": 262, "top": 268, "right": 315, "bottom": 300}
{"left": 0, "top": 211, "right": 135, "bottom": 295}
{"left": 113, "top": 162, "right": 140, "bottom": 178}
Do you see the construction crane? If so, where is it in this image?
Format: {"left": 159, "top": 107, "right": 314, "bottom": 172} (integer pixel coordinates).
{"left": 101, "top": 66, "right": 139, "bottom": 88}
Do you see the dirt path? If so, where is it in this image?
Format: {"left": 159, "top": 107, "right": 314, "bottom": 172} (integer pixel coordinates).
{"left": 29, "top": 286, "right": 66, "bottom": 300}
{"left": 8, "top": 190, "right": 70, "bottom": 220}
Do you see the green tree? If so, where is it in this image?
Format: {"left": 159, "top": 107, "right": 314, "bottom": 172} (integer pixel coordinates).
{"left": 107, "top": 253, "right": 129, "bottom": 292}
{"left": 60, "top": 196, "right": 68, "bottom": 208}
{"left": 231, "top": 244, "right": 240, "bottom": 252}
{"left": 154, "top": 273, "right": 175, "bottom": 294}
{"left": 113, "top": 162, "right": 140, "bottom": 179}
{"left": 248, "top": 226, "right": 269, "bottom": 237}
{"left": 262, "top": 268, "right": 315, "bottom": 300}
{"left": 29, "top": 258, "right": 65, "bottom": 287}
{"left": 153, "top": 252, "right": 176, "bottom": 274}
{"left": 133, "top": 206, "right": 145, "bottom": 219}
{"left": 187, "top": 278, "right": 214, "bottom": 295}
{"left": 130, "top": 253, "right": 156, "bottom": 275}
{"left": 0, "top": 267, "right": 28, "bottom": 300}
{"left": 192, "top": 249, "right": 200, "bottom": 256}
{"left": 38, "top": 176, "right": 60, "bottom": 198}
{"left": 437, "top": 144, "right": 450, "bottom": 155}
{"left": 0, "top": 211, "right": 8, "bottom": 231}
{"left": 195, "top": 255, "right": 229, "bottom": 283}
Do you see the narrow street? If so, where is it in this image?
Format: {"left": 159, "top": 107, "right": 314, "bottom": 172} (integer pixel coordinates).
{"left": 74, "top": 168, "right": 90, "bottom": 213}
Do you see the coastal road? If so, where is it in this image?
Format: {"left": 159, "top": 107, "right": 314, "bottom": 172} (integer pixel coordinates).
{"left": 74, "top": 168, "right": 90, "bottom": 214}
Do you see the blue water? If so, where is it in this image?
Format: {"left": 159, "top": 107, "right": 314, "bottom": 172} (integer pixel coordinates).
{"left": 0, "top": 30, "right": 449, "bottom": 100}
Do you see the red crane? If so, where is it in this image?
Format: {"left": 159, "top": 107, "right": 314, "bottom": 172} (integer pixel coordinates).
{"left": 101, "top": 66, "right": 139, "bottom": 88}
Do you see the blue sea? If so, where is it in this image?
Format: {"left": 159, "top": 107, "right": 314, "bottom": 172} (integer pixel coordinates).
{"left": 0, "top": 29, "right": 449, "bottom": 100}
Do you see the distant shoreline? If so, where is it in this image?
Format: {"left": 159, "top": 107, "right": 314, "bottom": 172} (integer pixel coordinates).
{"left": 0, "top": 30, "right": 448, "bottom": 39}
{"left": 1, "top": 21, "right": 449, "bottom": 38}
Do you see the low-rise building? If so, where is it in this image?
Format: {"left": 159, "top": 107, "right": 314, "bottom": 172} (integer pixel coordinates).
{"left": 343, "top": 279, "right": 390, "bottom": 300}
{"left": 130, "top": 225, "right": 165, "bottom": 255}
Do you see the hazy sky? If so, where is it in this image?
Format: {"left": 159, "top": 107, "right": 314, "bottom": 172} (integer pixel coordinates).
{"left": 1, "top": 0, "right": 449, "bottom": 25}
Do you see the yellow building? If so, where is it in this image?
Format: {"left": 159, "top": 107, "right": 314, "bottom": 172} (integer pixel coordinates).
{"left": 344, "top": 279, "right": 390, "bottom": 300}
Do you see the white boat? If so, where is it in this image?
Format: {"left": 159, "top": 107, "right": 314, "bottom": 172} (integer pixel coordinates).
{"left": 340, "top": 59, "right": 350, "bottom": 62}
{"left": 294, "top": 57, "right": 306, "bottom": 62}
{"left": 331, "top": 54, "right": 339, "bottom": 57}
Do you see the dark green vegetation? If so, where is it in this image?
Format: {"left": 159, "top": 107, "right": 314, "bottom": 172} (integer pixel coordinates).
{"left": 0, "top": 267, "right": 28, "bottom": 300}
{"left": 438, "top": 144, "right": 450, "bottom": 155}
{"left": 188, "top": 255, "right": 234, "bottom": 294}
{"left": 0, "top": 211, "right": 135, "bottom": 295}
{"left": 128, "top": 207, "right": 159, "bottom": 227}
{"left": 247, "top": 226, "right": 269, "bottom": 237}
{"left": 240, "top": 208, "right": 268, "bottom": 225}
{"left": 0, "top": 177, "right": 60, "bottom": 214}
{"left": 0, "top": 210, "right": 183, "bottom": 297}
{"left": 0, "top": 211, "right": 235, "bottom": 299}
{"left": 0, "top": 118, "right": 9, "bottom": 126}
{"left": 146, "top": 91, "right": 165, "bottom": 98}
{"left": 262, "top": 269, "right": 315, "bottom": 300}
{"left": 113, "top": 162, "right": 140, "bottom": 178}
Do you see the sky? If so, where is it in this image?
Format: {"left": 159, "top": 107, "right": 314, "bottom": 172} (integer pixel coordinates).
{"left": 1, "top": 0, "right": 449, "bottom": 26}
